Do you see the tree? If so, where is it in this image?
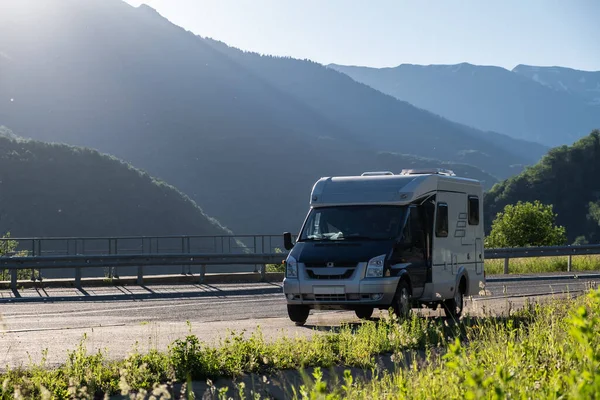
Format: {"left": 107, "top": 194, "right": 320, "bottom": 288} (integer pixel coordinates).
{"left": 0, "top": 232, "right": 18, "bottom": 256}
{"left": 587, "top": 201, "right": 600, "bottom": 227}
{"left": 573, "top": 235, "right": 589, "bottom": 245}
{"left": 0, "top": 232, "right": 31, "bottom": 281}
{"left": 485, "top": 201, "right": 567, "bottom": 248}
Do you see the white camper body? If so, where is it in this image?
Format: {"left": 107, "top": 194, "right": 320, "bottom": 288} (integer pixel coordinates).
{"left": 282, "top": 169, "right": 485, "bottom": 325}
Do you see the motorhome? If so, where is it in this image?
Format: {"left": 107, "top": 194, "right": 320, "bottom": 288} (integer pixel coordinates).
{"left": 282, "top": 169, "right": 485, "bottom": 326}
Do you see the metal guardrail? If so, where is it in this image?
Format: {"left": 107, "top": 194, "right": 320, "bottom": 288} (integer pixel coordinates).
{"left": 0, "top": 234, "right": 294, "bottom": 257}
{"left": 484, "top": 244, "right": 600, "bottom": 274}
{"left": 1, "top": 235, "right": 600, "bottom": 291}
{"left": 0, "top": 252, "right": 285, "bottom": 290}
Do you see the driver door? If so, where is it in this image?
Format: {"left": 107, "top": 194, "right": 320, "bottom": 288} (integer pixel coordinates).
{"left": 389, "top": 205, "right": 427, "bottom": 298}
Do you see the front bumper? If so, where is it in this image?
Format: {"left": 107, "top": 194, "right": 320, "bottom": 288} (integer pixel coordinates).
{"left": 283, "top": 276, "right": 400, "bottom": 309}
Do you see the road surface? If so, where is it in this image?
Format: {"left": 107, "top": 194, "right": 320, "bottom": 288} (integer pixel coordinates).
{"left": 0, "top": 275, "right": 597, "bottom": 370}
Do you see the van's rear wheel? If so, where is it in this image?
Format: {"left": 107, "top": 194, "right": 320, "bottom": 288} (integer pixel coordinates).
{"left": 443, "top": 282, "right": 465, "bottom": 320}
{"left": 355, "top": 307, "right": 374, "bottom": 320}
{"left": 287, "top": 305, "right": 310, "bottom": 326}
{"left": 392, "top": 280, "right": 412, "bottom": 320}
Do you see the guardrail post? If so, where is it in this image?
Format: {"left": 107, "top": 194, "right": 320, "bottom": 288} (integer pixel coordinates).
{"left": 137, "top": 265, "right": 144, "bottom": 285}
{"left": 10, "top": 269, "right": 17, "bottom": 292}
{"left": 199, "top": 264, "right": 206, "bottom": 284}
{"left": 260, "top": 264, "right": 266, "bottom": 282}
{"left": 75, "top": 267, "right": 82, "bottom": 289}
{"left": 503, "top": 257, "right": 509, "bottom": 274}
{"left": 568, "top": 255, "right": 573, "bottom": 272}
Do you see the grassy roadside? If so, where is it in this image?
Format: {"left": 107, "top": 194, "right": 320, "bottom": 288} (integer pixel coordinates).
{"left": 292, "top": 289, "right": 600, "bottom": 399}
{"left": 1, "top": 289, "right": 597, "bottom": 399}
{"left": 484, "top": 254, "right": 600, "bottom": 274}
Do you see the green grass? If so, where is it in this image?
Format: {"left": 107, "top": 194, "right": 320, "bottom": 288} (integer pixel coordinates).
{"left": 2, "top": 290, "right": 599, "bottom": 399}
{"left": 0, "top": 312, "right": 462, "bottom": 399}
{"left": 485, "top": 254, "right": 600, "bottom": 275}
{"left": 290, "top": 290, "right": 600, "bottom": 399}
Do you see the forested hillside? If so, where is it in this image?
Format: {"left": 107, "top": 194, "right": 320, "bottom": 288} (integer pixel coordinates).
{"left": 203, "top": 39, "right": 541, "bottom": 176}
{"left": 484, "top": 130, "right": 600, "bottom": 243}
{"left": 0, "top": 127, "right": 230, "bottom": 237}
{"left": 0, "top": 0, "right": 539, "bottom": 234}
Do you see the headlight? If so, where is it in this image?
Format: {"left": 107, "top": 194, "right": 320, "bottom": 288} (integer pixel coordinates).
{"left": 365, "top": 254, "right": 386, "bottom": 278}
{"left": 286, "top": 255, "right": 298, "bottom": 278}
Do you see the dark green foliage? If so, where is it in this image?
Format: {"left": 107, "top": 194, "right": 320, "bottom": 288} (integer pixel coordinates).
{"left": 0, "top": 133, "right": 231, "bottom": 237}
{"left": 485, "top": 200, "right": 567, "bottom": 248}
{"left": 484, "top": 130, "right": 600, "bottom": 243}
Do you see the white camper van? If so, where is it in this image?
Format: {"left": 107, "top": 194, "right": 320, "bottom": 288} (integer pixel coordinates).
{"left": 282, "top": 169, "right": 485, "bottom": 326}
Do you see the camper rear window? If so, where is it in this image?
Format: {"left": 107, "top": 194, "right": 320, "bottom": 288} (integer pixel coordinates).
{"left": 468, "top": 196, "right": 479, "bottom": 225}
{"left": 435, "top": 203, "right": 448, "bottom": 237}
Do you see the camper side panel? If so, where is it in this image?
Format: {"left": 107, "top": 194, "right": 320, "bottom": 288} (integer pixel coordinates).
{"left": 428, "top": 180, "right": 484, "bottom": 300}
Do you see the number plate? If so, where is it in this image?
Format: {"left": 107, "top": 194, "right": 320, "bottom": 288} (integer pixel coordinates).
{"left": 313, "top": 286, "right": 345, "bottom": 295}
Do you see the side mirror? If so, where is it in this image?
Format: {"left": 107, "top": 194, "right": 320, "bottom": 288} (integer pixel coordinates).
{"left": 283, "top": 232, "right": 294, "bottom": 251}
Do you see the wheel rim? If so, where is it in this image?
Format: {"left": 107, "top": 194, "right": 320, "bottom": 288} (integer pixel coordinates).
{"left": 399, "top": 287, "right": 409, "bottom": 315}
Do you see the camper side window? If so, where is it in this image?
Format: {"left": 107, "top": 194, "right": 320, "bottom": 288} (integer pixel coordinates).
{"left": 468, "top": 196, "right": 479, "bottom": 225}
{"left": 435, "top": 203, "right": 449, "bottom": 237}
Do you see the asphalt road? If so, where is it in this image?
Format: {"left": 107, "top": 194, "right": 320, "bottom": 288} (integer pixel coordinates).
{"left": 0, "top": 275, "right": 598, "bottom": 370}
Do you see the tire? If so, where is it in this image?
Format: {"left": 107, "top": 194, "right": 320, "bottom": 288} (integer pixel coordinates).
{"left": 444, "top": 280, "right": 465, "bottom": 320}
{"left": 355, "top": 307, "right": 374, "bottom": 320}
{"left": 287, "top": 305, "right": 310, "bottom": 326}
{"left": 392, "top": 280, "right": 412, "bottom": 320}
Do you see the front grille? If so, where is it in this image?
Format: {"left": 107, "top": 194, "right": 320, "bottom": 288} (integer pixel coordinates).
{"left": 314, "top": 294, "right": 346, "bottom": 302}
{"left": 305, "top": 263, "right": 356, "bottom": 269}
{"left": 306, "top": 269, "right": 354, "bottom": 280}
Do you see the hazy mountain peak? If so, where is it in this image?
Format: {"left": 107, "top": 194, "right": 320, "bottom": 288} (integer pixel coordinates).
{"left": 513, "top": 64, "right": 600, "bottom": 106}
{"left": 137, "top": 3, "right": 162, "bottom": 17}
{"left": 330, "top": 62, "right": 600, "bottom": 146}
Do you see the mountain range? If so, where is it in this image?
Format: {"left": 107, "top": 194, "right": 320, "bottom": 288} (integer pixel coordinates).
{"left": 329, "top": 63, "right": 600, "bottom": 147}
{"left": 0, "top": 0, "right": 544, "bottom": 235}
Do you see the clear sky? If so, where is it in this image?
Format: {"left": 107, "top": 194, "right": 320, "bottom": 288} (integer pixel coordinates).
{"left": 123, "top": 0, "right": 600, "bottom": 71}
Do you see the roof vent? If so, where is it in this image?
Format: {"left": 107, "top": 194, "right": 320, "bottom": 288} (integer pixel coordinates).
{"left": 361, "top": 171, "right": 394, "bottom": 176}
{"left": 400, "top": 168, "right": 456, "bottom": 176}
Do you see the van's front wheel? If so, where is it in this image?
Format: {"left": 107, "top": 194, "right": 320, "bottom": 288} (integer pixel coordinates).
{"left": 392, "top": 280, "right": 412, "bottom": 320}
{"left": 287, "top": 305, "right": 310, "bottom": 326}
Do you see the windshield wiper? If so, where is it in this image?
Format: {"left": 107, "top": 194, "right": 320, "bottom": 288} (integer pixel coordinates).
{"left": 342, "top": 235, "right": 387, "bottom": 241}
{"left": 298, "top": 237, "right": 326, "bottom": 242}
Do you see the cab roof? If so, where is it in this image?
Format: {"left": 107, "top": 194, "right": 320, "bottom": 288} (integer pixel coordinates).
{"left": 309, "top": 170, "right": 481, "bottom": 207}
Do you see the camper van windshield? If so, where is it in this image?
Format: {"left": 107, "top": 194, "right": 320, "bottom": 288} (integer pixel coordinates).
{"left": 299, "top": 205, "right": 407, "bottom": 241}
